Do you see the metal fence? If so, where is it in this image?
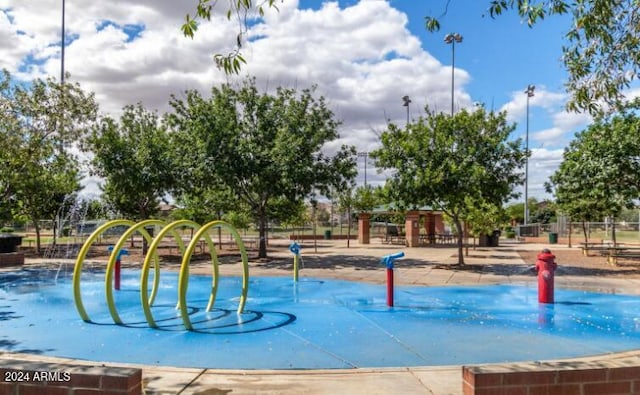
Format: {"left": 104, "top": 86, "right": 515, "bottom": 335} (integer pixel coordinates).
{"left": 518, "top": 220, "right": 640, "bottom": 243}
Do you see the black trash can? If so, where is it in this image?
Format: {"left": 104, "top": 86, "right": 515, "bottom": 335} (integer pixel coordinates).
{"left": 324, "top": 230, "right": 332, "bottom": 240}
{"left": 548, "top": 232, "right": 558, "bottom": 244}
{"left": 492, "top": 230, "right": 501, "bottom": 247}
{"left": 0, "top": 234, "right": 23, "bottom": 253}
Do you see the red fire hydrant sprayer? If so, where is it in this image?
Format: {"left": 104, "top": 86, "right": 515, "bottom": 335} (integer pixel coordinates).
{"left": 534, "top": 248, "right": 557, "bottom": 304}
{"left": 382, "top": 252, "right": 405, "bottom": 307}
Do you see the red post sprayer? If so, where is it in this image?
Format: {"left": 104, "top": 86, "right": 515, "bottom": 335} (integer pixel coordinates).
{"left": 534, "top": 248, "right": 557, "bottom": 304}
{"left": 107, "top": 246, "right": 129, "bottom": 290}
{"left": 381, "top": 252, "right": 404, "bottom": 307}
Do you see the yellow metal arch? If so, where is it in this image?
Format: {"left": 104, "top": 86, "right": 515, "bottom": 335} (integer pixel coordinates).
{"left": 178, "top": 220, "right": 250, "bottom": 330}
{"left": 140, "top": 219, "right": 217, "bottom": 328}
{"left": 73, "top": 219, "right": 143, "bottom": 322}
{"left": 104, "top": 219, "right": 165, "bottom": 325}
{"left": 74, "top": 219, "right": 250, "bottom": 330}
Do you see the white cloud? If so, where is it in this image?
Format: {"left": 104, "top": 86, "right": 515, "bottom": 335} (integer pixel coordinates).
{"left": 2, "top": 0, "right": 566, "bottom": 199}
{"left": 551, "top": 110, "right": 592, "bottom": 132}
{"left": 2, "top": 0, "right": 470, "bottom": 127}
{"left": 499, "top": 85, "right": 591, "bottom": 152}
{"left": 533, "top": 127, "right": 564, "bottom": 142}
{"left": 500, "top": 86, "right": 566, "bottom": 123}
{"left": 513, "top": 147, "right": 564, "bottom": 200}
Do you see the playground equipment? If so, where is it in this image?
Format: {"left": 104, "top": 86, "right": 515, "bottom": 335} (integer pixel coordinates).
{"left": 534, "top": 248, "right": 557, "bottom": 304}
{"left": 381, "top": 252, "right": 404, "bottom": 307}
{"left": 73, "top": 219, "right": 250, "bottom": 330}
{"left": 289, "top": 242, "right": 301, "bottom": 282}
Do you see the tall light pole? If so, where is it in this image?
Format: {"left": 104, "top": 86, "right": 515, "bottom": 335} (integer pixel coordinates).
{"left": 61, "top": 0, "right": 66, "bottom": 84}
{"left": 444, "top": 33, "right": 463, "bottom": 115}
{"left": 524, "top": 84, "right": 535, "bottom": 225}
{"left": 402, "top": 95, "right": 411, "bottom": 125}
{"left": 357, "top": 152, "right": 368, "bottom": 186}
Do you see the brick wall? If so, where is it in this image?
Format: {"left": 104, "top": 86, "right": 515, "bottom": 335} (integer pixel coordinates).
{"left": 0, "top": 358, "right": 141, "bottom": 394}
{"left": 463, "top": 361, "right": 640, "bottom": 395}
{"left": 0, "top": 252, "right": 24, "bottom": 267}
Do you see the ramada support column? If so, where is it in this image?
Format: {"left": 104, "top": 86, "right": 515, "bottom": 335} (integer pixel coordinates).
{"left": 358, "top": 213, "right": 371, "bottom": 244}
{"left": 425, "top": 213, "right": 436, "bottom": 244}
{"left": 405, "top": 211, "right": 420, "bottom": 247}
{"left": 434, "top": 213, "right": 445, "bottom": 233}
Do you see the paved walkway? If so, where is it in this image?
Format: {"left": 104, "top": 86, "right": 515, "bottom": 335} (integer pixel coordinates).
{"left": 5, "top": 239, "right": 640, "bottom": 394}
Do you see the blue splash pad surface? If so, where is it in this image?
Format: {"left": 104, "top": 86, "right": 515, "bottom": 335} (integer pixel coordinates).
{"left": 1, "top": 268, "right": 640, "bottom": 369}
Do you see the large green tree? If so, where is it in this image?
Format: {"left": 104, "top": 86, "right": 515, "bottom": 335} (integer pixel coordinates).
{"left": 168, "top": 78, "right": 357, "bottom": 258}
{"left": 0, "top": 70, "right": 98, "bottom": 252}
{"left": 546, "top": 110, "right": 640, "bottom": 243}
{"left": 86, "top": 104, "right": 176, "bottom": 221}
{"left": 372, "top": 107, "right": 526, "bottom": 265}
{"left": 184, "top": 0, "right": 638, "bottom": 115}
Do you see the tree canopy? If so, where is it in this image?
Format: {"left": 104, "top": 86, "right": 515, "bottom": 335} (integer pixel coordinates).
{"left": 372, "top": 107, "right": 526, "bottom": 265}
{"left": 85, "top": 104, "right": 176, "bottom": 221}
{"left": 0, "top": 70, "right": 98, "bottom": 252}
{"left": 546, "top": 109, "right": 640, "bottom": 242}
{"left": 167, "top": 78, "right": 357, "bottom": 258}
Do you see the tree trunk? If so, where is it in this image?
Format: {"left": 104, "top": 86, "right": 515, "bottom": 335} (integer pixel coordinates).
{"left": 612, "top": 219, "right": 617, "bottom": 246}
{"left": 34, "top": 221, "right": 42, "bottom": 255}
{"left": 258, "top": 209, "right": 268, "bottom": 259}
{"left": 330, "top": 201, "right": 334, "bottom": 235}
{"left": 454, "top": 218, "right": 465, "bottom": 265}
{"left": 346, "top": 208, "right": 351, "bottom": 248}
{"left": 217, "top": 210, "right": 223, "bottom": 249}
{"left": 52, "top": 218, "right": 58, "bottom": 247}
{"left": 313, "top": 206, "right": 317, "bottom": 253}
{"left": 143, "top": 226, "right": 153, "bottom": 255}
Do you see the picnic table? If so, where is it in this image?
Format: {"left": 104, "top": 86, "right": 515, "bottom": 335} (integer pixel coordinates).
{"left": 578, "top": 241, "right": 615, "bottom": 256}
{"left": 602, "top": 245, "right": 640, "bottom": 265}
{"left": 576, "top": 241, "right": 640, "bottom": 264}
{"left": 166, "top": 236, "right": 258, "bottom": 254}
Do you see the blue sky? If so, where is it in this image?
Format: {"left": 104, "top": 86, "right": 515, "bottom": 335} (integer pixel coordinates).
{"left": 0, "top": 0, "right": 608, "bottom": 201}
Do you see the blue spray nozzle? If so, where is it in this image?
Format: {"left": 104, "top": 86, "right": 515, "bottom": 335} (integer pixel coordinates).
{"left": 289, "top": 242, "right": 301, "bottom": 255}
{"left": 108, "top": 246, "right": 129, "bottom": 260}
{"left": 382, "top": 252, "right": 405, "bottom": 269}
